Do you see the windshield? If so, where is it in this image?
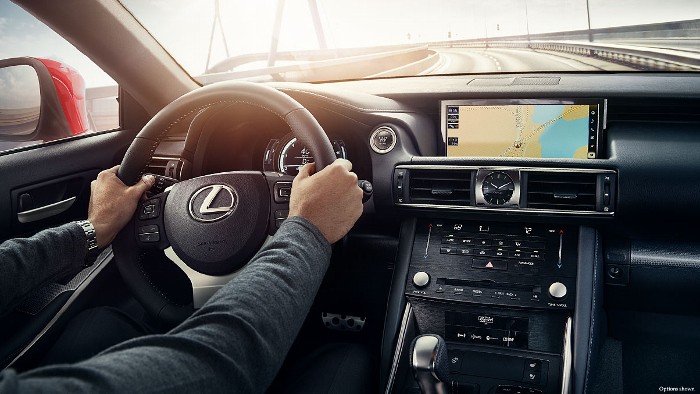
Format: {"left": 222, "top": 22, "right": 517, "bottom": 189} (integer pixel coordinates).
{"left": 121, "top": 0, "right": 700, "bottom": 83}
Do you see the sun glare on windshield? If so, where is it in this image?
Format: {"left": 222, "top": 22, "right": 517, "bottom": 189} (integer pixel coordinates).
{"left": 120, "top": 0, "right": 700, "bottom": 82}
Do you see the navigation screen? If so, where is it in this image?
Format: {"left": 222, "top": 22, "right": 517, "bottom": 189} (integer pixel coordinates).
{"left": 444, "top": 101, "right": 602, "bottom": 159}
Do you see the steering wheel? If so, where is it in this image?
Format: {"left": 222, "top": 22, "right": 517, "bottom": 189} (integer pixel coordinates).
{"left": 112, "top": 81, "right": 336, "bottom": 322}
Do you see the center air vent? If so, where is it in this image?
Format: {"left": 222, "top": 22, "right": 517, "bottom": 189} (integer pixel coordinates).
{"left": 525, "top": 172, "right": 597, "bottom": 211}
{"left": 408, "top": 169, "right": 472, "bottom": 206}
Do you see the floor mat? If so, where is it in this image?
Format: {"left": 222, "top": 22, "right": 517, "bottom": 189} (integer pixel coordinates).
{"left": 622, "top": 341, "right": 700, "bottom": 394}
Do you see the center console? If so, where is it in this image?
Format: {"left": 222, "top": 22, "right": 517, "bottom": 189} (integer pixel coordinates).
{"left": 386, "top": 219, "right": 589, "bottom": 394}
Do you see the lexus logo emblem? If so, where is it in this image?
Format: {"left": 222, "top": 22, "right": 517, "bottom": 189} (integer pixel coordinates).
{"left": 188, "top": 185, "right": 237, "bottom": 222}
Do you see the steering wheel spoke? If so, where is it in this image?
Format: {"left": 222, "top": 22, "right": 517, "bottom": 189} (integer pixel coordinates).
{"left": 163, "top": 246, "right": 240, "bottom": 308}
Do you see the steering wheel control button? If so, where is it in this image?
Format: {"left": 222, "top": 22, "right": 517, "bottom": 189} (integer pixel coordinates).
{"left": 148, "top": 174, "right": 178, "bottom": 195}
{"left": 274, "top": 210, "right": 289, "bottom": 219}
{"left": 188, "top": 184, "right": 237, "bottom": 222}
{"left": 137, "top": 225, "right": 161, "bottom": 243}
{"left": 139, "top": 198, "right": 160, "bottom": 220}
{"left": 413, "top": 271, "right": 430, "bottom": 288}
{"left": 370, "top": 126, "right": 397, "bottom": 154}
{"left": 548, "top": 282, "right": 567, "bottom": 300}
{"left": 274, "top": 182, "right": 292, "bottom": 203}
{"left": 358, "top": 180, "right": 373, "bottom": 203}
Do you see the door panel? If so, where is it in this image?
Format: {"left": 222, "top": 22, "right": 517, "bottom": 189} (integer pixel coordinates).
{"left": 0, "top": 128, "right": 138, "bottom": 368}
{"left": 0, "top": 129, "right": 137, "bottom": 241}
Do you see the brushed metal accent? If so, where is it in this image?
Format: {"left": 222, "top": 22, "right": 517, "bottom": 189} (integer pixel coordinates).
{"left": 385, "top": 303, "right": 413, "bottom": 394}
{"left": 561, "top": 316, "right": 573, "bottom": 394}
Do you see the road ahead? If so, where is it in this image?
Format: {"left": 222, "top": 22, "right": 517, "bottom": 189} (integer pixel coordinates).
{"left": 429, "top": 47, "right": 635, "bottom": 74}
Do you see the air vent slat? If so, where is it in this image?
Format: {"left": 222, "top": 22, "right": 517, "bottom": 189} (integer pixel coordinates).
{"left": 409, "top": 169, "right": 472, "bottom": 206}
{"left": 526, "top": 172, "right": 597, "bottom": 212}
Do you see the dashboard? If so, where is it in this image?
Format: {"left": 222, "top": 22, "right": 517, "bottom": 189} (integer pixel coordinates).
{"left": 146, "top": 72, "right": 700, "bottom": 235}
{"left": 145, "top": 72, "right": 700, "bottom": 394}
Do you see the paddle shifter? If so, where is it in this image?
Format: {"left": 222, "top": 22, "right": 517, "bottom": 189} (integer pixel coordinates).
{"left": 410, "top": 334, "right": 450, "bottom": 394}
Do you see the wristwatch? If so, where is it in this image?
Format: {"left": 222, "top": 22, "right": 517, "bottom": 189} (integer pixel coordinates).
{"left": 76, "top": 219, "right": 100, "bottom": 265}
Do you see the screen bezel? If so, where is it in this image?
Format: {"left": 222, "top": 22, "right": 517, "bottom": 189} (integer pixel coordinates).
{"left": 440, "top": 98, "right": 607, "bottom": 159}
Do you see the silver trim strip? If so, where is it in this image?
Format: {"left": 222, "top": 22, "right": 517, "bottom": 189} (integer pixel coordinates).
{"left": 370, "top": 126, "right": 398, "bottom": 154}
{"left": 8, "top": 248, "right": 113, "bottom": 368}
{"left": 397, "top": 164, "right": 616, "bottom": 174}
{"left": 561, "top": 316, "right": 573, "bottom": 394}
{"left": 17, "top": 196, "right": 77, "bottom": 223}
{"left": 385, "top": 302, "right": 413, "bottom": 394}
{"left": 164, "top": 247, "right": 239, "bottom": 308}
{"left": 396, "top": 203, "right": 614, "bottom": 216}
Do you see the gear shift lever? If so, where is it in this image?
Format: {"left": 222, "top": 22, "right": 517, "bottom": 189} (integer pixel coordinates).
{"left": 410, "top": 334, "right": 450, "bottom": 394}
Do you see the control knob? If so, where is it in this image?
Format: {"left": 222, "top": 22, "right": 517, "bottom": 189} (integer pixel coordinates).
{"left": 413, "top": 272, "right": 430, "bottom": 288}
{"left": 548, "top": 282, "right": 567, "bottom": 300}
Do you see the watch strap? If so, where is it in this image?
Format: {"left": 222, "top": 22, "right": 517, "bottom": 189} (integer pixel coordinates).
{"left": 76, "top": 219, "right": 100, "bottom": 265}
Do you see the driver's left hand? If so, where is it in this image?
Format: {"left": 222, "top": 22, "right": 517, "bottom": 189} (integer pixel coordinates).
{"left": 88, "top": 166, "right": 155, "bottom": 248}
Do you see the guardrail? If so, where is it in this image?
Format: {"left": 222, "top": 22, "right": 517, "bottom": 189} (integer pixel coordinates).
{"left": 436, "top": 39, "right": 700, "bottom": 71}
{"left": 426, "top": 19, "right": 700, "bottom": 72}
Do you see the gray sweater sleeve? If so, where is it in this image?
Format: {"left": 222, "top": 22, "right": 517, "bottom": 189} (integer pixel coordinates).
{"left": 0, "top": 216, "right": 332, "bottom": 394}
{"left": 0, "top": 222, "right": 87, "bottom": 315}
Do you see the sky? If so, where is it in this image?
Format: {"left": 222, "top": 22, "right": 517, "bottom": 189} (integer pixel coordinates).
{"left": 0, "top": 0, "right": 698, "bottom": 87}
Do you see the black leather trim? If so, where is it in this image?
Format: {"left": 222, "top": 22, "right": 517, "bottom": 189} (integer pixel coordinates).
{"left": 379, "top": 217, "right": 416, "bottom": 392}
{"left": 630, "top": 241, "right": 700, "bottom": 268}
{"left": 573, "top": 226, "right": 598, "bottom": 394}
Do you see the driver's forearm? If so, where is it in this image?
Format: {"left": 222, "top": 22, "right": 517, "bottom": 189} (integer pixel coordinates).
{"left": 0, "top": 223, "right": 87, "bottom": 316}
{"left": 5, "top": 216, "right": 331, "bottom": 394}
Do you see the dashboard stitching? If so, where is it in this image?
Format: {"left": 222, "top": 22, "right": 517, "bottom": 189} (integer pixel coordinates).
{"left": 280, "top": 88, "right": 408, "bottom": 113}
{"left": 628, "top": 260, "right": 700, "bottom": 268}
{"left": 139, "top": 100, "right": 294, "bottom": 177}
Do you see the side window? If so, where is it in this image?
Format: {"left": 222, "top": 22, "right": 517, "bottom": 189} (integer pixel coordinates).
{"left": 0, "top": 0, "right": 119, "bottom": 153}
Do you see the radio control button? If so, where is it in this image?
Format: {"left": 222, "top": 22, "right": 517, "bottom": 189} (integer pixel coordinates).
{"left": 510, "top": 251, "right": 525, "bottom": 258}
{"left": 440, "top": 247, "right": 454, "bottom": 254}
{"left": 548, "top": 282, "right": 567, "bottom": 299}
{"left": 413, "top": 271, "right": 430, "bottom": 288}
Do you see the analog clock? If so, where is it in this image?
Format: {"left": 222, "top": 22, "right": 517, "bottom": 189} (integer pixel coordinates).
{"left": 482, "top": 172, "right": 515, "bottom": 205}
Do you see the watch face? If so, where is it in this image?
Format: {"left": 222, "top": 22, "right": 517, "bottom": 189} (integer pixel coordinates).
{"left": 482, "top": 172, "right": 515, "bottom": 205}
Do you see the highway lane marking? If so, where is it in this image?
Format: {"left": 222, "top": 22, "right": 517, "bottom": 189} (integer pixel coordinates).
{"left": 485, "top": 52, "right": 502, "bottom": 71}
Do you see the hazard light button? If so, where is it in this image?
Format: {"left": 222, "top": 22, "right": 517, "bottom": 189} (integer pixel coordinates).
{"left": 472, "top": 258, "right": 508, "bottom": 271}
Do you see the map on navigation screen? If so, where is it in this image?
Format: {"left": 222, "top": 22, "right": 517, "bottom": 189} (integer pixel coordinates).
{"left": 445, "top": 104, "right": 599, "bottom": 159}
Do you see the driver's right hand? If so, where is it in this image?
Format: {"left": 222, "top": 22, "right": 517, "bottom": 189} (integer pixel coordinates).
{"left": 289, "top": 159, "right": 363, "bottom": 244}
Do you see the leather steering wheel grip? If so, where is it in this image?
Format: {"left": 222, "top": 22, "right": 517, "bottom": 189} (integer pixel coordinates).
{"left": 117, "top": 81, "right": 336, "bottom": 185}
{"left": 113, "top": 81, "right": 336, "bottom": 322}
